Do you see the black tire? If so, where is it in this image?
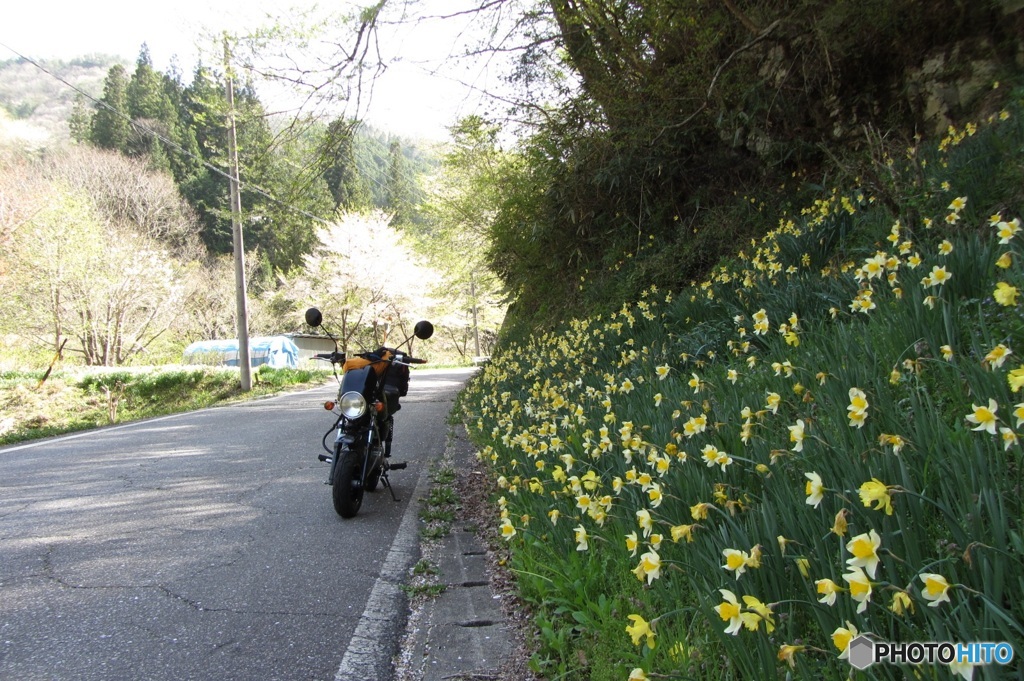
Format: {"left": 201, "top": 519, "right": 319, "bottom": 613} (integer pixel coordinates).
{"left": 365, "top": 465, "right": 381, "bottom": 492}
{"left": 332, "top": 447, "right": 364, "bottom": 518}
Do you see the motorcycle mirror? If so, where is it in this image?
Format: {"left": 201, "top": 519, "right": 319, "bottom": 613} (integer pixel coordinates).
{"left": 304, "top": 307, "right": 323, "bottom": 328}
{"left": 413, "top": 320, "right": 434, "bottom": 340}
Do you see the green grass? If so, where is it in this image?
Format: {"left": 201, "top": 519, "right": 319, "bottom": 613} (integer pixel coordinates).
{"left": 400, "top": 583, "right": 448, "bottom": 598}
{"left": 0, "top": 365, "right": 333, "bottom": 446}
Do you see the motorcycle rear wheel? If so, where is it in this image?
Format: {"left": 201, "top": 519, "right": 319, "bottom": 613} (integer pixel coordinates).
{"left": 332, "top": 447, "right": 364, "bottom": 518}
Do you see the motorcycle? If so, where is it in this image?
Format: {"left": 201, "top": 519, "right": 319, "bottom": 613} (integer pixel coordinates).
{"left": 304, "top": 307, "right": 434, "bottom": 518}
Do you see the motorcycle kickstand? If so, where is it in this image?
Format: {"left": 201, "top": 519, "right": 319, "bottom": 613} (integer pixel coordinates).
{"left": 381, "top": 471, "right": 400, "bottom": 502}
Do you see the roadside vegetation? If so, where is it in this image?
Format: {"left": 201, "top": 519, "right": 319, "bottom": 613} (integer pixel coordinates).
{"left": 461, "top": 102, "right": 1024, "bottom": 679}
{"left": 0, "top": 365, "right": 332, "bottom": 446}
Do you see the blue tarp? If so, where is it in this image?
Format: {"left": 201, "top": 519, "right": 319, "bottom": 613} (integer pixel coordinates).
{"left": 182, "top": 336, "right": 300, "bottom": 369}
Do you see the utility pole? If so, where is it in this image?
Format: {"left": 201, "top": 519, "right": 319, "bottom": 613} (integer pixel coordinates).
{"left": 224, "top": 36, "right": 252, "bottom": 391}
{"left": 471, "top": 276, "right": 481, "bottom": 359}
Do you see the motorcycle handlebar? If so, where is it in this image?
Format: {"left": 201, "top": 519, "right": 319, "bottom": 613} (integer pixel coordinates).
{"left": 313, "top": 351, "right": 346, "bottom": 363}
{"left": 313, "top": 350, "right": 426, "bottom": 366}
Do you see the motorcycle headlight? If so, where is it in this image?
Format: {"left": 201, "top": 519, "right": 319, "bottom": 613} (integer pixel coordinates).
{"left": 339, "top": 391, "right": 367, "bottom": 419}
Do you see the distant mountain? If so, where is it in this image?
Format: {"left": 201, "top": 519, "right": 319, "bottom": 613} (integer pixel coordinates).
{"left": 0, "top": 55, "right": 129, "bottom": 145}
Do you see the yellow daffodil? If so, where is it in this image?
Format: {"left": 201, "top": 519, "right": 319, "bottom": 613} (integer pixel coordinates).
{"left": 500, "top": 519, "right": 516, "bottom": 540}
{"left": 890, "top": 590, "right": 915, "bottom": 616}
{"left": 846, "top": 529, "right": 882, "bottom": 578}
{"left": 722, "top": 548, "right": 750, "bottom": 578}
{"left": 843, "top": 565, "right": 874, "bottom": 613}
{"left": 626, "top": 614, "right": 656, "bottom": 649}
{"left": 923, "top": 265, "right": 952, "bottom": 287}
{"left": 742, "top": 595, "right": 775, "bottom": 632}
{"left": 714, "top": 589, "right": 743, "bottom": 635}
{"left": 920, "top": 573, "right": 952, "bottom": 607}
{"left": 997, "top": 252, "right": 1013, "bottom": 268}
{"left": 778, "top": 644, "right": 805, "bottom": 669}
{"left": 848, "top": 387, "right": 868, "bottom": 428}
{"left": 634, "top": 550, "right": 662, "bottom": 584}
{"left": 690, "top": 502, "right": 712, "bottom": 521}
{"left": 1008, "top": 368, "right": 1024, "bottom": 393}
{"left": 966, "top": 399, "right": 999, "bottom": 434}
{"left": 670, "top": 524, "right": 695, "bottom": 543}
{"left": 777, "top": 535, "right": 792, "bottom": 554}
{"left": 648, "top": 485, "right": 664, "bottom": 508}
{"left": 815, "top": 578, "right": 844, "bottom": 606}
{"left": 574, "top": 524, "right": 589, "bottom": 551}
{"left": 994, "top": 282, "right": 1019, "bottom": 306}
{"left": 858, "top": 478, "right": 895, "bottom": 515}
{"left": 997, "top": 218, "right": 1022, "bottom": 244}
{"left": 636, "top": 509, "right": 653, "bottom": 537}
{"left": 1015, "top": 403, "right": 1024, "bottom": 428}
{"left": 984, "top": 344, "right": 1012, "bottom": 369}
{"left": 795, "top": 558, "right": 810, "bottom": 578}
{"left": 877, "top": 433, "right": 906, "bottom": 454}
{"left": 833, "top": 621, "right": 859, "bottom": 659}
{"left": 804, "top": 471, "right": 824, "bottom": 508}
{"left": 788, "top": 419, "right": 806, "bottom": 451}
{"left": 941, "top": 344, "right": 954, "bottom": 361}
{"left": 949, "top": 660, "right": 977, "bottom": 681}
{"left": 625, "top": 531, "right": 639, "bottom": 557}
{"left": 747, "top": 544, "right": 762, "bottom": 569}
{"left": 832, "top": 508, "right": 849, "bottom": 536}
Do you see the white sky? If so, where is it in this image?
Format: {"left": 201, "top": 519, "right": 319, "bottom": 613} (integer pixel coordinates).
{"left": 1, "top": 0, "right": 503, "bottom": 141}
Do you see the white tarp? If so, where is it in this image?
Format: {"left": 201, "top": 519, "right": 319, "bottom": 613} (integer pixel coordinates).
{"left": 182, "top": 336, "right": 300, "bottom": 369}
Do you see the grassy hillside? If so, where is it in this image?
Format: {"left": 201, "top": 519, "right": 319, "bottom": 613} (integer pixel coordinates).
{"left": 0, "top": 365, "right": 332, "bottom": 445}
{"left": 461, "top": 96, "right": 1024, "bottom": 679}
{"left": 0, "top": 55, "right": 125, "bottom": 143}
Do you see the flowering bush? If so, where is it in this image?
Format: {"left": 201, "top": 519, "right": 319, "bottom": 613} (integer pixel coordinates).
{"left": 461, "top": 104, "right": 1024, "bottom": 680}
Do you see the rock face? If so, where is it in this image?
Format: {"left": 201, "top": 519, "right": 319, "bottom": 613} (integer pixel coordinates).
{"left": 906, "top": 41, "right": 1005, "bottom": 135}
{"left": 710, "top": 5, "right": 1024, "bottom": 160}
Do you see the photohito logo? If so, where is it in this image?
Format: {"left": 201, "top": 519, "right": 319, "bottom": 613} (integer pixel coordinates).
{"left": 847, "top": 635, "right": 1015, "bottom": 671}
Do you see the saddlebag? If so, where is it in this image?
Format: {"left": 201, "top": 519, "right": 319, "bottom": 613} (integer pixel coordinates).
{"left": 385, "top": 363, "right": 410, "bottom": 397}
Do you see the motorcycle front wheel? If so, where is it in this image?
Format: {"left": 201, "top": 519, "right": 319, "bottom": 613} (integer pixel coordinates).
{"left": 332, "top": 446, "right": 364, "bottom": 518}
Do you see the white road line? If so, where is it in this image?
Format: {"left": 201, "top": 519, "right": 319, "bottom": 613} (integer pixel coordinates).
{"left": 334, "top": 457, "right": 432, "bottom": 680}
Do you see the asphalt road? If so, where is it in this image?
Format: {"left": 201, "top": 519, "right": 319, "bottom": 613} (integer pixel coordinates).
{"left": 0, "top": 368, "right": 473, "bottom": 681}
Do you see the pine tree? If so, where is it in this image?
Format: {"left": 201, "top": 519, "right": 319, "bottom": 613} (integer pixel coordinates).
{"left": 124, "top": 45, "right": 180, "bottom": 160}
{"left": 67, "top": 93, "right": 92, "bottom": 144}
{"left": 90, "top": 64, "right": 131, "bottom": 152}
{"left": 322, "top": 118, "right": 371, "bottom": 212}
{"left": 383, "top": 139, "right": 414, "bottom": 226}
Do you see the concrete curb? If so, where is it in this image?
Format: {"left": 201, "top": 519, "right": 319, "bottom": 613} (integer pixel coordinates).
{"left": 398, "top": 429, "right": 514, "bottom": 681}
